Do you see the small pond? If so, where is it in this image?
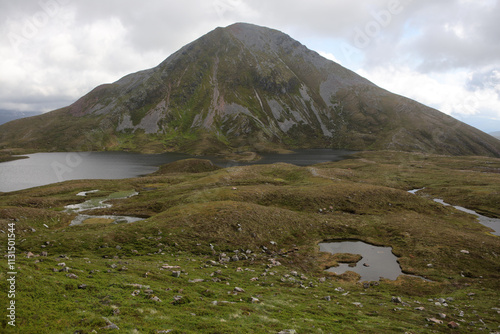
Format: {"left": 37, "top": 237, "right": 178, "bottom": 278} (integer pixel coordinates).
{"left": 318, "top": 241, "right": 405, "bottom": 281}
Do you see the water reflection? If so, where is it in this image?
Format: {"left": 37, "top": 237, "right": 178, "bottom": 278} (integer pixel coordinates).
{"left": 319, "top": 241, "right": 405, "bottom": 281}
{"left": 0, "top": 149, "right": 354, "bottom": 192}
{"left": 65, "top": 190, "right": 144, "bottom": 226}
{"left": 408, "top": 189, "right": 500, "bottom": 236}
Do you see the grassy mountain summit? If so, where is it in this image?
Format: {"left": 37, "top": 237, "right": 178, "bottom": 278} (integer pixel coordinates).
{"left": 1, "top": 23, "right": 499, "bottom": 156}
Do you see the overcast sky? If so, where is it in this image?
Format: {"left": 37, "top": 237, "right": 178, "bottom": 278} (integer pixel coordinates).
{"left": 1, "top": 0, "right": 499, "bottom": 132}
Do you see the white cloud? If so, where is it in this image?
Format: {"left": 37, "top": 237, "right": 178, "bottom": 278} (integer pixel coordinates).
{"left": 318, "top": 51, "right": 342, "bottom": 65}
{"left": 357, "top": 65, "right": 500, "bottom": 121}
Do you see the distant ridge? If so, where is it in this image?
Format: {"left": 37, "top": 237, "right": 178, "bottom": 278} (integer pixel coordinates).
{"left": 490, "top": 131, "right": 500, "bottom": 140}
{"left": 1, "top": 23, "right": 499, "bottom": 157}
{"left": 0, "top": 110, "right": 41, "bottom": 126}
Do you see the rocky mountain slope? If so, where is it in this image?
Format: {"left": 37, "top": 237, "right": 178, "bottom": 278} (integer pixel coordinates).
{"left": 1, "top": 23, "right": 500, "bottom": 157}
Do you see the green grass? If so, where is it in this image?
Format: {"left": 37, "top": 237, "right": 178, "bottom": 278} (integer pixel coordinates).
{"left": 1, "top": 151, "right": 499, "bottom": 333}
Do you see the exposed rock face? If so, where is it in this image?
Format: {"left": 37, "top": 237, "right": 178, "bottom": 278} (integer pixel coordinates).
{"left": 1, "top": 23, "right": 500, "bottom": 156}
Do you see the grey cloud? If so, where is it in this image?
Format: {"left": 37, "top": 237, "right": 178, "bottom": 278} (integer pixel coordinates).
{"left": 405, "top": 1, "right": 500, "bottom": 72}
{"left": 466, "top": 68, "right": 500, "bottom": 92}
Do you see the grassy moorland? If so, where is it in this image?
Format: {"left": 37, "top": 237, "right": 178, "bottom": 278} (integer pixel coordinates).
{"left": 0, "top": 151, "right": 499, "bottom": 333}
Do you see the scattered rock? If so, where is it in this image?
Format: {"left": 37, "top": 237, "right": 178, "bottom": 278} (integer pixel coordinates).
{"left": 131, "top": 290, "right": 141, "bottom": 296}
{"left": 363, "top": 263, "right": 370, "bottom": 267}
{"left": 460, "top": 250, "right": 470, "bottom": 254}
{"left": 234, "top": 287, "right": 245, "bottom": 293}
{"left": 66, "top": 273, "right": 78, "bottom": 279}
{"left": 151, "top": 296, "right": 162, "bottom": 302}
{"left": 391, "top": 296, "right": 402, "bottom": 304}
{"left": 324, "top": 296, "right": 331, "bottom": 301}
{"left": 26, "top": 252, "right": 35, "bottom": 258}
{"left": 212, "top": 300, "right": 235, "bottom": 305}
{"left": 162, "top": 264, "right": 181, "bottom": 270}
{"left": 352, "top": 302, "right": 363, "bottom": 307}
{"left": 447, "top": 321, "right": 459, "bottom": 329}
{"left": 415, "top": 307, "right": 425, "bottom": 311}
{"left": 251, "top": 297, "right": 260, "bottom": 303}
{"left": 101, "top": 317, "right": 119, "bottom": 330}
{"left": 57, "top": 262, "right": 66, "bottom": 267}
{"left": 78, "top": 284, "right": 87, "bottom": 289}
{"left": 188, "top": 279, "right": 204, "bottom": 283}
{"left": 172, "top": 295, "right": 189, "bottom": 305}
{"left": 41, "top": 251, "right": 48, "bottom": 257}
{"left": 172, "top": 271, "right": 181, "bottom": 278}
{"left": 426, "top": 318, "right": 444, "bottom": 324}
{"left": 277, "top": 330, "right": 296, "bottom": 334}
{"left": 438, "top": 313, "right": 446, "bottom": 319}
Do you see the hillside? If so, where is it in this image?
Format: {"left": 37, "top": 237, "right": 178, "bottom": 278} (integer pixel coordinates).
{"left": 1, "top": 23, "right": 499, "bottom": 157}
{"left": 1, "top": 152, "right": 499, "bottom": 332}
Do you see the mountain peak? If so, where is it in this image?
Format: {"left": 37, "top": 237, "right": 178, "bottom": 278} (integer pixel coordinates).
{"left": 0, "top": 24, "right": 499, "bottom": 157}
{"left": 225, "top": 22, "right": 265, "bottom": 30}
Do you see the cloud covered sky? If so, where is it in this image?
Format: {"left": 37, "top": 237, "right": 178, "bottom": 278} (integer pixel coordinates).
{"left": 1, "top": 0, "right": 499, "bottom": 132}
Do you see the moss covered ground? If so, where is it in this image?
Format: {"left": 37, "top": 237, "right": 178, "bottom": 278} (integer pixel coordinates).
{"left": 0, "top": 151, "right": 499, "bottom": 333}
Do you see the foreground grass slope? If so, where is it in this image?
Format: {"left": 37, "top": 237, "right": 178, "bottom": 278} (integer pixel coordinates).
{"left": 0, "top": 151, "right": 499, "bottom": 333}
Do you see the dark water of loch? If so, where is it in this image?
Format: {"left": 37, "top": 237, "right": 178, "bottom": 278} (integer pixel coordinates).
{"left": 0, "top": 149, "right": 354, "bottom": 192}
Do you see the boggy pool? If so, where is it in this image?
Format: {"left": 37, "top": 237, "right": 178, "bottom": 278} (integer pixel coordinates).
{"left": 318, "top": 240, "right": 422, "bottom": 282}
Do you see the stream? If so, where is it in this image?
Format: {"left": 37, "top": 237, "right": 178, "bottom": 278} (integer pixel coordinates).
{"left": 408, "top": 188, "right": 500, "bottom": 236}
{"left": 65, "top": 190, "right": 144, "bottom": 226}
